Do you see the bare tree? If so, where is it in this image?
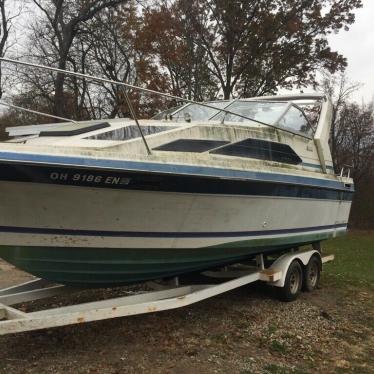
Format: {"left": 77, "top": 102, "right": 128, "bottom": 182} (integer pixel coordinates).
{"left": 334, "top": 102, "right": 374, "bottom": 181}
{"left": 0, "top": 1, "right": 9, "bottom": 57}
{"left": 336, "top": 101, "right": 374, "bottom": 228}
{"left": 320, "top": 73, "right": 363, "bottom": 169}
{"left": 31, "top": 0, "right": 130, "bottom": 117}
{"left": 0, "top": 0, "right": 22, "bottom": 98}
{"left": 83, "top": 8, "right": 138, "bottom": 118}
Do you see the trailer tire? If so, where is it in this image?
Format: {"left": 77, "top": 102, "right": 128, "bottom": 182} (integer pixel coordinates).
{"left": 302, "top": 255, "right": 321, "bottom": 292}
{"left": 278, "top": 260, "right": 303, "bottom": 302}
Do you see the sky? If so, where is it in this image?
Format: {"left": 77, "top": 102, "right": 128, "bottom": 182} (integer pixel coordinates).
{"left": 327, "top": 0, "right": 374, "bottom": 103}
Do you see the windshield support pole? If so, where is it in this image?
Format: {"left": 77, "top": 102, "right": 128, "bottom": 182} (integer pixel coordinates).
{"left": 120, "top": 87, "right": 151, "bottom": 155}
{"left": 220, "top": 99, "right": 238, "bottom": 125}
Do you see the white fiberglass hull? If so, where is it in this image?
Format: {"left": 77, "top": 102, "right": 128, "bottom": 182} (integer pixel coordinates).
{"left": 0, "top": 181, "right": 350, "bottom": 249}
{"left": 0, "top": 152, "right": 353, "bottom": 286}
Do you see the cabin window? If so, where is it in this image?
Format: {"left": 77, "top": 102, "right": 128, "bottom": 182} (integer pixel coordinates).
{"left": 210, "top": 138, "right": 302, "bottom": 165}
{"left": 153, "top": 139, "right": 229, "bottom": 153}
{"left": 39, "top": 122, "right": 110, "bottom": 137}
{"left": 85, "top": 125, "right": 176, "bottom": 141}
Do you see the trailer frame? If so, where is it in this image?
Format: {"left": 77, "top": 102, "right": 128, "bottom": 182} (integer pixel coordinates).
{"left": 0, "top": 249, "right": 334, "bottom": 335}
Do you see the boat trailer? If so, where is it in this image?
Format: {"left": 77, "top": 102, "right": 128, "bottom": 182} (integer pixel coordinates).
{"left": 0, "top": 249, "right": 334, "bottom": 335}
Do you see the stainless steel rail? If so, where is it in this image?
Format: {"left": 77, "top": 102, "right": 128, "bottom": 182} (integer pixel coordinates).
{"left": 0, "top": 57, "right": 312, "bottom": 141}
{"left": 0, "top": 100, "right": 78, "bottom": 124}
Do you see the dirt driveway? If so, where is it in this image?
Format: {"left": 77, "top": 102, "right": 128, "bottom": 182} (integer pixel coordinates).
{"left": 0, "top": 260, "right": 373, "bottom": 374}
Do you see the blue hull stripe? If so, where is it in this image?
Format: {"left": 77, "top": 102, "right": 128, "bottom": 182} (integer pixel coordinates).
{"left": 0, "top": 223, "right": 347, "bottom": 238}
{"left": 302, "top": 162, "right": 334, "bottom": 171}
{"left": 0, "top": 151, "right": 352, "bottom": 191}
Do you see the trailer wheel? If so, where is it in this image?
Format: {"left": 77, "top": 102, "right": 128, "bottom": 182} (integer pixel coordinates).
{"left": 302, "top": 255, "right": 321, "bottom": 292}
{"left": 279, "top": 260, "right": 303, "bottom": 302}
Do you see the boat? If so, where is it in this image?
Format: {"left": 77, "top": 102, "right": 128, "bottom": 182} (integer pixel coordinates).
{"left": 0, "top": 62, "right": 354, "bottom": 287}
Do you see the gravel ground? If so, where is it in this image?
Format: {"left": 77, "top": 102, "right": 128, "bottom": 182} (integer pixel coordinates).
{"left": 0, "top": 260, "right": 373, "bottom": 374}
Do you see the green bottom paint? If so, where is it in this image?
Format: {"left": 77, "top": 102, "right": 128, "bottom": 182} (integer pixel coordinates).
{"left": 0, "top": 231, "right": 342, "bottom": 287}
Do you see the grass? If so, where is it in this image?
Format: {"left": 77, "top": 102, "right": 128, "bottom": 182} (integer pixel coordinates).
{"left": 322, "top": 230, "right": 374, "bottom": 290}
{"left": 270, "top": 339, "right": 287, "bottom": 354}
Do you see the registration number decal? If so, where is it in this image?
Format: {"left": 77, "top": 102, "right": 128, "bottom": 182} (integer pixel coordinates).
{"left": 49, "top": 172, "right": 131, "bottom": 186}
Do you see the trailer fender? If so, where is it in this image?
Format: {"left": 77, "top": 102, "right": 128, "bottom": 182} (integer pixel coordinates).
{"left": 269, "top": 250, "right": 321, "bottom": 288}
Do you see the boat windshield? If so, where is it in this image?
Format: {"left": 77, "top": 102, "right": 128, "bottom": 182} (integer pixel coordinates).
{"left": 152, "top": 105, "right": 180, "bottom": 120}
{"left": 277, "top": 105, "right": 313, "bottom": 136}
{"left": 167, "top": 101, "right": 229, "bottom": 122}
{"left": 210, "top": 101, "right": 287, "bottom": 124}
{"left": 154, "top": 99, "right": 316, "bottom": 137}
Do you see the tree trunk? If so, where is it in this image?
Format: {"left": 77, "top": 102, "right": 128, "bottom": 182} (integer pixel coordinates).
{"left": 53, "top": 55, "right": 68, "bottom": 117}
{"left": 54, "top": 27, "right": 75, "bottom": 118}
{"left": 223, "top": 85, "right": 231, "bottom": 100}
